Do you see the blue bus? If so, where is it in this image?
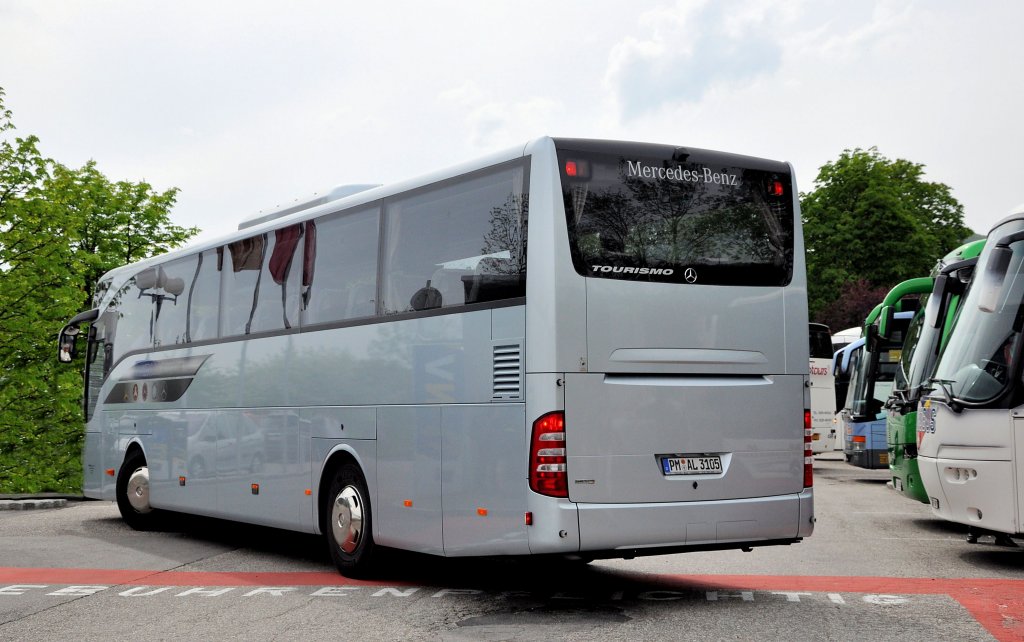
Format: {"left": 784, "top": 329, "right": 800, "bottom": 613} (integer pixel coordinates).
{"left": 839, "top": 311, "right": 914, "bottom": 468}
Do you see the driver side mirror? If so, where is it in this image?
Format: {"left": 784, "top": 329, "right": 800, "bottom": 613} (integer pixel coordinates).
{"left": 57, "top": 325, "right": 81, "bottom": 363}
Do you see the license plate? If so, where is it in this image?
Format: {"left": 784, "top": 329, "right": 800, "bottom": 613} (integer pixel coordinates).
{"left": 894, "top": 477, "right": 903, "bottom": 492}
{"left": 660, "top": 455, "right": 722, "bottom": 476}
{"left": 879, "top": 453, "right": 889, "bottom": 465}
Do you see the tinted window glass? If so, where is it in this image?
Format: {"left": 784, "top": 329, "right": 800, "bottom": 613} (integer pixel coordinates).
{"left": 302, "top": 207, "right": 380, "bottom": 325}
{"left": 381, "top": 161, "right": 528, "bottom": 315}
{"left": 85, "top": 318, "right": 111, "bottom": 421}
{"left": 894, "top": 306, "right": 926, "bottom": 393}
{"left": 187, "top": 249, "right": 221, "bottom": 342}
{"left": 557, "top": 141, "right": 793, "bottom": 286}
{"left": 153, "top": 255, "right": 198, "bottom": 347}
{"left": 809, "top": 324, "right": 833, "bottom": 359}
{"left": 220, "top": 225, "right": 303, "bottom": 336}
{"left": 109, "top": 274, "right": 154, "bottom": 364}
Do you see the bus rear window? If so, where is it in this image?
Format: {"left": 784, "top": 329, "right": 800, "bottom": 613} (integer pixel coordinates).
{"left": 556, "top": 141, "right": 794, "bottom": 286}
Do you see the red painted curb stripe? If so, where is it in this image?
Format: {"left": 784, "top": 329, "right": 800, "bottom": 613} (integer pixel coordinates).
{"left": 649, "top": 573, "right": 1024, "bottom": 642}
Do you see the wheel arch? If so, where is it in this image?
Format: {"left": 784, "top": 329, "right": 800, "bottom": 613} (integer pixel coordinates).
{"left": 315, "top": 445, "right": 371, "bottom": 536}
{"left": 122, "top": 438, "right": 147, "bottom": 468}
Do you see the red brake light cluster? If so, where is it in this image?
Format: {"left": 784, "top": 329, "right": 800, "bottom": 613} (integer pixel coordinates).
{"left": 770, "top": 180, "right": 785, "bottom": 196}
{"left": 563, "top": 160, "right": 590, "bottom": 179}
{"left": 804, "top": 409, "right": 813, "bottom": 488}
{"left": 530, "top": 411, "right": 567, "bottom": 497}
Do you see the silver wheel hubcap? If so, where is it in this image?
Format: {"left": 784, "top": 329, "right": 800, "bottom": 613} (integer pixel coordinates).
{"left": 126, "top": 467, "right": 152, "bottom": 514}
{"left": 331, "top": 486, "right": 364, "bottom": 554}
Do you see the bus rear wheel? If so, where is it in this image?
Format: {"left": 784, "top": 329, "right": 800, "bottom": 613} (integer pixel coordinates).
{"left": 116, "top": 450, "right": 160, "bottom": 530}
{"left": 324, "top": 463, "right": 377, "bottom": 577}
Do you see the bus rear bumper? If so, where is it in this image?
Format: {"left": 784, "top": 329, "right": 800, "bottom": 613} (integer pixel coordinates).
{"left": 576, "top": 490, "right": 813, "bottom": 553}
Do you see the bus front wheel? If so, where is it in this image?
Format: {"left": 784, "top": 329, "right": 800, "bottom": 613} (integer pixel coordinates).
{"left": 324, "top": 463, "right": 377, "bottom": 577}
{"left": 115, "top": 450, "right": 160, "bottom": 530}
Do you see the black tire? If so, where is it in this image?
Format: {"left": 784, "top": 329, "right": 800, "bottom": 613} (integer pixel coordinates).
{"left": 324, "top": 463, "right": 377, "bottom": 577}
{"left": 116, "top": 449, "right": 160, "bottom": 530}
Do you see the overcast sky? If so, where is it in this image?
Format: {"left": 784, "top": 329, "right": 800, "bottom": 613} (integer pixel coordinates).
{"left": 2, "top": 1, "right": 1021, "bottom": 246}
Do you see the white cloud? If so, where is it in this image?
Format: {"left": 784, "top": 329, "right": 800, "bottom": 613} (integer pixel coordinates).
{"left": 604, "top": 0, "right": 784, "bottom": 118}
{"left": 1, "top": 0, "right": 1021, "bottom": 242}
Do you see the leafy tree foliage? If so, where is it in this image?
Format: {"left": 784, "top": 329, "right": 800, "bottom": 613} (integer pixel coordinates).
{"left": 815, "top": 279, "right": 893, "bottom": 333}
{"left": 0, "top": 88, "right": 198, "bottom": 492}
{"left": 801, "top": 147, "right": 972, "bottom": 329}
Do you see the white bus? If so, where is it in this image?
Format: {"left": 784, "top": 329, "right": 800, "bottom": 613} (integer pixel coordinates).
{"left": 918, "top": 209, "right": 1024, "bottom": 543}
{"left": 809, "top": 323, "right": 839, "bottom": 453}
{"left": 58, "top": 137, "right": 814, "bottom": 576}
{"left": 831, "top": 326, "right": 861, "bottom": 353}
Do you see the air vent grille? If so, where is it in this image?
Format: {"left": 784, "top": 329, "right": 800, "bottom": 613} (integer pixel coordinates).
{"left": 493, "top": 344, "right": 522, "bottom": 400}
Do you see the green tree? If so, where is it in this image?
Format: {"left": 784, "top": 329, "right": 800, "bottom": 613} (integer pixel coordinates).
{"left": 801, "top": 147, "right": 971, "bottom": 328}
{"left": 0, "top": 88, "right": 199, "bottom": 493}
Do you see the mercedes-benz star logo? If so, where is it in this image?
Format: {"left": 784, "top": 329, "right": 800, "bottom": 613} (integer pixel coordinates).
{"left": 684, "top": 267, "right": 698, "bottom": 283}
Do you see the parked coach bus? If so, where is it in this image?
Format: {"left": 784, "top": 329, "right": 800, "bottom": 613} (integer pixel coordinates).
{"left": 809, "top": 323, "right": 839, "bottom": 453}
{"left": 885, "top": 241, "right": 983, "bottom": 503}
{"left": 58, "top": 137, "right": 814, "bottom": 576}
{"left": 919, "top": 209, "right": 1024, "bottom": 544}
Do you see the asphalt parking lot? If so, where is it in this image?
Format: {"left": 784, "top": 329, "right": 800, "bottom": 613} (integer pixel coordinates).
{"left": 1, "top": 455, "right": 1021, "bottom": 641}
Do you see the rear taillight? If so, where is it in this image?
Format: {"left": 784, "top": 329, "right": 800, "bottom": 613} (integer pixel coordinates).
{"left": 804, "top": 409, "right": 813, "bottom": 488}
{"left": 530, "top": 411, "right": 567, "bottom": 497}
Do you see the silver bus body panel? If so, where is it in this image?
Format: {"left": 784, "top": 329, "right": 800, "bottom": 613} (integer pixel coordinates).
{"left": 585, "top": 280, "right": 788, "bottom": 376}
{"left": 88, "top": 304, "right": 528, "bottom": 543}
{"left": 522, "top": 139, "right": 588, "bottom": 375}
{"left": 564, "top": 373, "right": 805, "bottom": 504}
{"left": 918, "top": 402, "right": 1022, "bottom": 535}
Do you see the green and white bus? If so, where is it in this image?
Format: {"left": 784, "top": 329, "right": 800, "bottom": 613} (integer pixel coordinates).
{"left": 885, "top": 241, "right": 984, "bottom": 503}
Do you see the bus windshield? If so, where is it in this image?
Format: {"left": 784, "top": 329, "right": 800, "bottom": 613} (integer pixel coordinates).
{"left": 894, "top": 297, "right": 929, "bottom": 396}
{"left": 935, "top": 219, "right": 1024, "bottom": 404}
{"left": 850, "top": 321, "right": 907, "bottom": 420}
{"left": 555, "top": 140, "right": 794, "bottom": 286}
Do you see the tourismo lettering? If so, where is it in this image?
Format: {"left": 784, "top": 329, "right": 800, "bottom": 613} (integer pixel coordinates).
{"left": 591, "top": 265, "right": 675, "bottom": 276}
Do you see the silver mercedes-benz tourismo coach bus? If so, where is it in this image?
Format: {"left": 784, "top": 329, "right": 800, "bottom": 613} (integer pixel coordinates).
{"left": 58, "top": 137, "right": 814, "bottom": 576}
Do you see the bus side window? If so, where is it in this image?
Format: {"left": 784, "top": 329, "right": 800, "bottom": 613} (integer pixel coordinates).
{"left": 381, "top": 163, "right": 527, "bottom": 315}
{"left": 153, "top": 254, "right": 198, "bottom": 347}
{"left": 301, "top": 207, "right": 380, "bottom": 326}
{"left": 110, "top": 275, "right": 155, "bottom": 364}
{"left": 187, "top": 249, "right": 221, "bottom": 342}
{"left": 220, "top": 226, "right": 302, "bottom": 336}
